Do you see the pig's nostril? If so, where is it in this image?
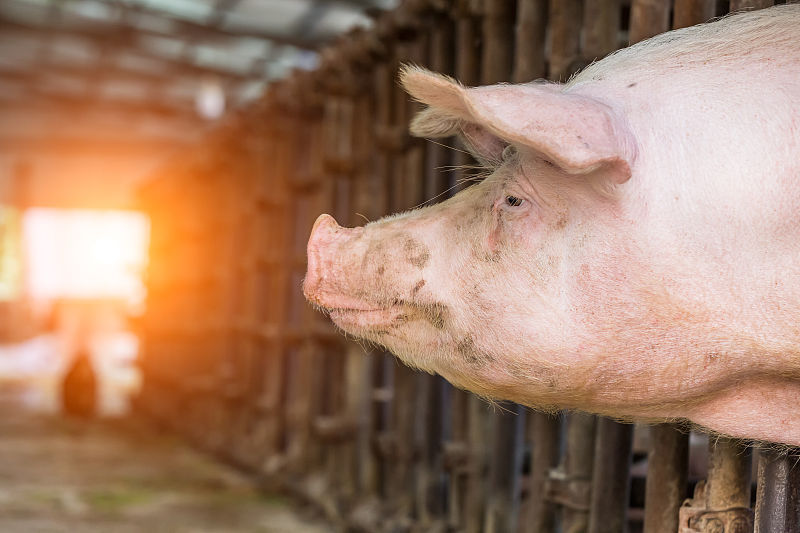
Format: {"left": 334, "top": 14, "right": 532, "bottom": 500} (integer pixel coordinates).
{"left": 307, "top": 214, "right": 338, "bottom": 262}
{"left": 309, "top": 214, "right": 365, "bottom": 245}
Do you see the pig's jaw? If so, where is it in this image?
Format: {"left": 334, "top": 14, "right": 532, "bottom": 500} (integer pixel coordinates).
{"left": 321, "top": 300, "right": 455, "bottom": 376}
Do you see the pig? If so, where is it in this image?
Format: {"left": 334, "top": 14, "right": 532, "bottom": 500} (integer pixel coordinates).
{"left": 303, "top": 5, "right": 800, "bottom": 446}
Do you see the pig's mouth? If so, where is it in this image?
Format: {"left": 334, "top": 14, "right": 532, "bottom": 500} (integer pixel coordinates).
{"left": 327, "top": 306, "right": 408, "bottom": 331}
{"left": 314, "top": 293, "right": 443, "bottom": 334}
{"left": 318, "top": 294, "right": 407, "bottom": 328}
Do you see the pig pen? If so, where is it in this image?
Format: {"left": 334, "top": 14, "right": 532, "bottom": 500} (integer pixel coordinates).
{"left": 135, "top": 1, "right": 800, "bottom": 532}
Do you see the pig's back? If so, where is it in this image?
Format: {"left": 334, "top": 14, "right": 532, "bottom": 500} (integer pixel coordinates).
{"left": 570, "top": 5, "right": 799, "bottom": 88}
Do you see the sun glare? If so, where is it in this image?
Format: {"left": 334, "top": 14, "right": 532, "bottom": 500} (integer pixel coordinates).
{"left": 24, "top": 209, "right": 150, "bottom": 306}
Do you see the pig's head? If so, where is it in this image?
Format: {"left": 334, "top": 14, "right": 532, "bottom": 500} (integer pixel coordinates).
{"left": 304, "top": 67, "right": 638, "bottom": 408}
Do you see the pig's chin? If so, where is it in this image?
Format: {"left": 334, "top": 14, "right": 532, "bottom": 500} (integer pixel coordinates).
{"left": 320, "top": 297, "right": 450, "bottom": 376}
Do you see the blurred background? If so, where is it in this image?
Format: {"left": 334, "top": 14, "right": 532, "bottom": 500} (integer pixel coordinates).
{"left": 0, "top": 4, "right": 396, "bottom": 529}
{"left": 0, "top": 0, "right": 396, "bottom": 417}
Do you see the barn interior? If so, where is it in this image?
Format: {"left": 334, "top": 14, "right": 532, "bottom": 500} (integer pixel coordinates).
{"left": 0, "top": 0, "right": 798, "bottom": 532}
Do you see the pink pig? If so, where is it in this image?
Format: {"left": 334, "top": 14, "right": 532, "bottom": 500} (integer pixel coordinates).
{"left": 304, "top": 6, "right": 800, "bottom": 446}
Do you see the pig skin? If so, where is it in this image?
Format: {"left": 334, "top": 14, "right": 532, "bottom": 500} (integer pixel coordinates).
{"left": 304, "top": 6, "right": 800, "bottom": 446}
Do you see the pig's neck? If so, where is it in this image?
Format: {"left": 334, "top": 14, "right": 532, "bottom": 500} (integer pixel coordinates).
{"left": 554, "top": 178, "right": 800, "bottom": 445}
{"left": 530, "top": 232, "right": 800, "bottom": 445}
{"left": 614, "top": 67, "right": 800, "bottom": 378}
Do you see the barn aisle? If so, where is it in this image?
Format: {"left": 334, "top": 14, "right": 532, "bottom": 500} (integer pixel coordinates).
{"left": 0, "top": 389, "right": 331, "bottom": 533}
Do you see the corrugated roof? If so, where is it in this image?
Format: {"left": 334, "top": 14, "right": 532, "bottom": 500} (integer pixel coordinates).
{"left": 0, "top": 0, "right": 399, "bottom": 147}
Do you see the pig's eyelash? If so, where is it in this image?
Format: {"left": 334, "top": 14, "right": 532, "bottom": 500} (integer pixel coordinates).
{"left": 410, "top": 179, "right": 472, "bottom": 210}
{"left": 438, "top": 164, "right": 489, "bottom": 172}
{"left": 436, "top": 165, "right": 491, "bottom": 184}
{"left": 456, "top": 171, "right": 492, "bottom": 185}
{"left": 426, "top": 138, "right": 473, "bottom": 157}
{"left": 409, "top": 168, "right": 491, "bottom": 210}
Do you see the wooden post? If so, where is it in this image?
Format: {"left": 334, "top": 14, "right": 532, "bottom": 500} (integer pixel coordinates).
{"left": 629, "top": 0, "right": 671, "bottom": 45}
{"left": 754, "top": 448, "right": 800, "bottom": 532}
{"left": 642, "top": 424, "right": 689, "bottom": 533}
{"left": 588, "top": 419, "right": 634, "bottom": 533}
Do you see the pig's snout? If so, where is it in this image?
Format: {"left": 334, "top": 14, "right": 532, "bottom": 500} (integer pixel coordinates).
{"left": 304, "top": 214, "right": 363, "bottom": 305}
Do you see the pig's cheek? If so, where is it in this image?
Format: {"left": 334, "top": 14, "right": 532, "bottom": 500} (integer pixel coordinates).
{"left": 487, "top": 227, "right": 500, "bottom": 255}
{"left": 487, "top": 210, "right": 532, "bottom": 256}
{"left": 486, "top": 210, "right": 506, "bottom": 256}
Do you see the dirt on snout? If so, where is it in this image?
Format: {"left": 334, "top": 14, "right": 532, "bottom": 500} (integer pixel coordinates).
{"left": 0, "top": 388, "right": 332, "bottom": 533}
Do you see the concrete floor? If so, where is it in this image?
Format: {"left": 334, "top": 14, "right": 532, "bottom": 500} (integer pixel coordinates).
{"left": 0, "top": 387, "right": 332, "bottom": 533}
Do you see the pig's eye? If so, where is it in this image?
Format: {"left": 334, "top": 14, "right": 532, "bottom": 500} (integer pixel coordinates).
{"left": 505, "top": 195, "right": 523, "bottom": 207}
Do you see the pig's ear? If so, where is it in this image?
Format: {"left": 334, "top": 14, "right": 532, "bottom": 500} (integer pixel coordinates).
{"left": 410, "top": 107, "right": 508, "bottom": 165}
{"left": 403, "top": 67, "right": 508, "bottom": 164}
{"left": 409, "top": 95, "right": 508, "bottom": 166}
{"left": 401, "top": 65, "right": 637, "bottom": 184}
